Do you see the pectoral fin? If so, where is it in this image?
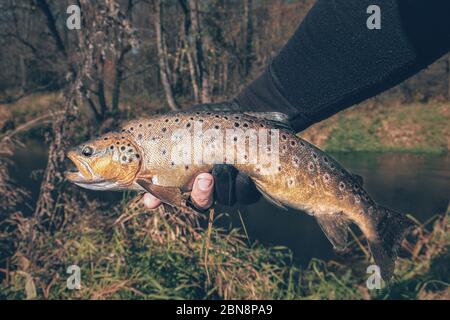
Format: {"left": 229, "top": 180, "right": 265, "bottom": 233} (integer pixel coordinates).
{"left": 136, "top": 178, "right": 188, "bottom": 208}
{"left": 315, "top": 213, "right": 350, "bottom": 251}
{"left": 254, "top": 181, "right": 287, "bottom": 211}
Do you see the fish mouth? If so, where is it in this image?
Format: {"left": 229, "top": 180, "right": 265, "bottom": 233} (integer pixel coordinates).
{"left": 65, "top": 151, "right": 103, "bottom": 184}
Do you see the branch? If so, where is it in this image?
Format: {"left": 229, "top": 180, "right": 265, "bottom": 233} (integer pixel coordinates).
{"left": 1, "top": 33, "right": 40, "bottom": 58}
{"left": 35, "top": 0, "right": 67, "bottom": 57}
{"left": 0, "top": 81, "right": 58, "bottom": 104}
{"left": 0, "top": 111, "right": 64, "bottom": 143}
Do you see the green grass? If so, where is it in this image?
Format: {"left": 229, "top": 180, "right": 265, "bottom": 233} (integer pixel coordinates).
{"left": 324, "top": 116, "right": 383, "bottom": 152}
{"left": 304, "top": 102, "right": 449, "bottom": 154}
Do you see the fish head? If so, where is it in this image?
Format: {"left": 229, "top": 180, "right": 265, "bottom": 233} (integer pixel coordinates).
{"left": 66, "top": 133, "right": 142, "bottom": 191}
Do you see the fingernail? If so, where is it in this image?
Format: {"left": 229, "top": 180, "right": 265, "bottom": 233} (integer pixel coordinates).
{"left": 197, "top": 177, "right": 212, "bottom": 191}
{"left": 143, "top": 194, "right": 152, "bottom": 207}
{"left": 143, "top": 193, "right": 159, "bottom": 208}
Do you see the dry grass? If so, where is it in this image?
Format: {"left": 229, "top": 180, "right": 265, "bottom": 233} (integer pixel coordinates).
{"left": 0, "top": 186, "right": 448, "bottom": 299}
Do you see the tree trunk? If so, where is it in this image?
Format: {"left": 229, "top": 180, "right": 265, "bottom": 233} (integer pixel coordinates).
{"left": 222, "top": 57, "right": 228, "bottom": 96}
{"left": 111, "top": 0, "right": 134, "bottom": 115}
{"left": 243, "top": 0, "right": 254, "bottom": 76}
{"left": 35, "top": 0, "right": 67, "bottom": 58}
{"left": 171, "top": 38, "right": 184, "bottom": 92}
{"left": 179, "top": 0, "right": 199, "bottom": 102}
{"left": 187, "top": 0, "right": 210, "bottom": 103}
{"left": 97, "top": 57, "right": 109, "bottom": 118}
{"left": 19, "top": 55, "right": 27, "bottom": 93}
{"left": 112, "top": 45, "right": 131, "bottom": 114}
{"left": 153, "top": 0, "right": 180, "bottom": 111}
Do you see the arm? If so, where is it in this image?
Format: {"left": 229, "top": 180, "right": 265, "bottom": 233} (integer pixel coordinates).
{"left": 236, "top": 0, "right": 450, "bottom": 132}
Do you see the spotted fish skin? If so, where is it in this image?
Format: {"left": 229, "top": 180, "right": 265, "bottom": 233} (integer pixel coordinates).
{"left": 122, "top": 111, "right": 371, "bottom": 220}
{"left": 67, "top": 110, "right": 413, "bottom": 279}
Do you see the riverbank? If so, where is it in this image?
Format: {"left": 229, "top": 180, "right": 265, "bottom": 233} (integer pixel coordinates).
{"left": 301, "top": 100, "right": 449, "bottom": 154}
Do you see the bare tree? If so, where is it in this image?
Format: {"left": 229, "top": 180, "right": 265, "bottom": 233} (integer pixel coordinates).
{"left": 112, "top": 45, "right": 132, "bottom": 114}
{"left": 35, "top": 0, "right": 67, "bottom": 58}
{"left": 33, "top": 0, "right": 137, "bottom": 223}
{"left": 189, "top": 0, "right": 210, "bottom": 103}
{"left": 243, "top": 0, "right": 254, "bottom": 76}
{"left": 152, "top": 0, "right": 180, "bottom": 111}
{"left": 179, "top": 0, "right": 211, "bottom": 103}
{"left": 3, "top": 0, "right": 448, "bottom": 114}
{"left": 111, "top": 0, "right": 135, "bottom": 114}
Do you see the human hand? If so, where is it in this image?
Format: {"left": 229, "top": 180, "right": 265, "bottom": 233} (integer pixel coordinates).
{"left": 143, "top": 165, "right": 261, "bottom": 210}
{"left": 143, "top": 172, "right": 214, "bottom": 210}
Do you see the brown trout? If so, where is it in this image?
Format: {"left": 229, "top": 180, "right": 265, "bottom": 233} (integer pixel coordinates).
{"left": 66, "top": 110, "right": 412, "bottom": 279}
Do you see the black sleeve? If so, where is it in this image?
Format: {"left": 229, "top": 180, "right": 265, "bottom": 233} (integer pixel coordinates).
{"left": 235, "top": 0, "right": 450, "bottom": 132}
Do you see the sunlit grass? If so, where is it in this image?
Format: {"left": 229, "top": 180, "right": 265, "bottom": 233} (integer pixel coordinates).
{"left": 303, "top": 101, "right": 449, "bottom": 154}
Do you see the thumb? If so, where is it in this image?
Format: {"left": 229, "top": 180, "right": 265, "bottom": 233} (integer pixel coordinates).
{"left": 191, "top": 173, "right": 214, "bottom": 210}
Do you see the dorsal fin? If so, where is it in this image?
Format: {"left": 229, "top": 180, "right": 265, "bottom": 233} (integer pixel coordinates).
{"left": 244, "top": 112, "right": 293, "bottom": 131}
{"left": 352, "top": 173, "right": 364, "bottom": 186}
{"left": 315, "top": 213, "right": 350, "bottom": 251}
{"left": 188, "top": 103, "right": 293, "bottom": 131}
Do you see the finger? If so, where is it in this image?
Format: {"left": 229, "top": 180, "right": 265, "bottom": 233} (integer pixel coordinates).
{"left": 143, "top": 193, "right": 161, "bottom": 209}
{"left": 191, "top": 173, "right": 214, "bottom": 209}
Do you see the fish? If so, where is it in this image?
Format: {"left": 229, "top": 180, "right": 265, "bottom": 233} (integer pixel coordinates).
{"left": 66, "top": 110, "right": 413, "bottom": 279}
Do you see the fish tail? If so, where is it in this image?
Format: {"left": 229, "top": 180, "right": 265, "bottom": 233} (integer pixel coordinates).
{"left": 367, "top": 206, "right": 414, "bottom": 280}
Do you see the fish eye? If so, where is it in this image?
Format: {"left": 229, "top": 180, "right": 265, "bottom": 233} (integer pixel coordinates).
{"left": 82, "top": 146, "right": 94, "bottom": 157}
